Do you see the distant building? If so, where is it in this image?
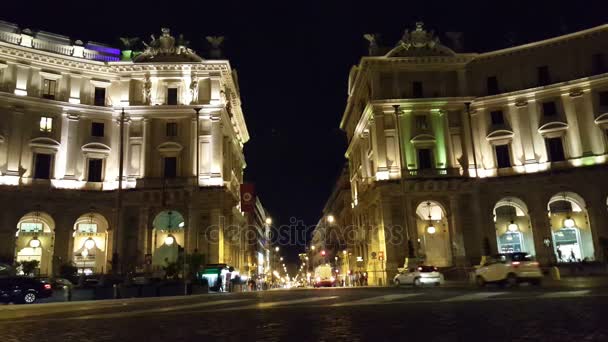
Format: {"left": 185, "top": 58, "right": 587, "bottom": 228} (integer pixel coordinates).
{"left": 341, "top": 22, "right": 608, "bottom": 285}
{"left": 0, "top": 22, "right": 250, "bottom": 276}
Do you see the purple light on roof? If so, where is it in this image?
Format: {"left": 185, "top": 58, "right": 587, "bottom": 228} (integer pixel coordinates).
{"left": 85, "top": 43, "right": 120, "bottom": 56}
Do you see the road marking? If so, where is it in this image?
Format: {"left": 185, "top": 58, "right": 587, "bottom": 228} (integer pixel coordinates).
{"left": 1, "top": 299, "right": 251, "bottom": 322}
{"left": 332, "top": 293, "right": 422, "bottom": 307}
{"left": 215, "top": 296, "right": 339, "bottom": 311}
{"left": 538, "top": 290, "right": 591, "bottom": 298}
{"left": 441, "top": 292, "right": 508, "bottom": 302}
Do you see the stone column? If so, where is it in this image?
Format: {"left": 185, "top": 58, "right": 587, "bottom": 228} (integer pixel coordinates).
{"left": 63, "top": 114, "right": 79, "bottom": 179}
{"left": 562, "top": 94, "right": 584, "bottom": 158}
{"left": 513, "top": 102, "right": 537, "bottom": 165}
{"left": 584, "top": 190, "right": 608, "bottom": 262}
{"left": 187, "top": 206, "right": 200, "bottom": 254}
{"left": 5, "top": 110, "right": 23, "bottom": 177}
{"left": 527, "top": 193, "right": 553, "bottom": 265}
{"left": 210, "top": 115, "right": 223, "bottom": 182}
{"left": 449, "top": 195, "right": 467, "bottom": 266}
{"left": 207, "top": 209, "right": 222, "bottom": 264}
{"left": 138, "top": 207, "right": 150, "bottom": 265}
{"left": 191, "top": 116, "right": 198, "bottom": 179}
{"left": 141, "top": 118, "right": 150, "bottom": 178}
{"left": 373, "top": 110, "right": 388, "bottom": 178}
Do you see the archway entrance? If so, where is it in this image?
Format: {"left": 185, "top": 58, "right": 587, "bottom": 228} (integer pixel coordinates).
{"left": 548, "top": 192, "right": 594, "bottom": 262}
{"left": 493, "top": 197, "right": 536, "bottom": 255}
{"left": 15, "top": 211, "right": 55, "bottom": 276}
{"left": 72, "top": 213, "right": 110, "bottom": 275}
{"left": 152, "top": 210, "right": 185, "bottom": 268}
{"left": 415, "top": 201, "right": 452, "bottom": 267}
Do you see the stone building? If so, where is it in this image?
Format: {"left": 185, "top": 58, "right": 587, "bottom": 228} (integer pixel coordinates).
{"left": 0, "top": 21, "right": 251, "bottom": 276}
{"left": 341, "top": 22, "right": 608, "bottom": 285}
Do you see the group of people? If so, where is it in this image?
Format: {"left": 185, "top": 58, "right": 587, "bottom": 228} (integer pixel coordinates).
{"left": 349, "top": 271, "right": 368, "bottom": 287}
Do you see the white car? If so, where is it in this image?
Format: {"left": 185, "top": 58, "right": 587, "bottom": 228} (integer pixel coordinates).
{"left": 394, "top": 266, "right": 444, "bottom": 287}
{"left": 474, "top": 253, "right": 542, "bottom": 287}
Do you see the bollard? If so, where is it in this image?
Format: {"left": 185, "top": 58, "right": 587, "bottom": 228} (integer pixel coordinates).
{"left": 113, "top": 284, "right": 119, "bottom": 299}
{"left": 550, "top": 266, "right": 561, "bottom": 281}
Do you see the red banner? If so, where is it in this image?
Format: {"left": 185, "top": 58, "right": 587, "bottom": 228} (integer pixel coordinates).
{"left": 240, "top": 183, "right": 256, "bottom": 213}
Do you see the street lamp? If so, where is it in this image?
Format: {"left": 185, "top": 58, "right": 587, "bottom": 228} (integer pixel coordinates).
{"left": 327, "top": 215, "right": 335, "bottom": 224}
{"left": 275, "top": 246, "right": 280, "bottom": 252}
{"left": 164, "top": 234, "right": 175, "bottom": 246}
{"left": 265, "top": 217, "right": 272, "bottom": 225}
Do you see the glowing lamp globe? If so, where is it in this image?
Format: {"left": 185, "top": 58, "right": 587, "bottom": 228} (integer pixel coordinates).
{"left": 84, "top": 238, "right": 96, "bottom": 250}
{"left": 164, "top": 235, "right": 175, "bottom": 246}
{"left": 507, "top": 221, "right": 519, "bottom": 232}
{"left": 427, "top": 225, "right": 436, "bottom": 234}
{"left": 29, "top": 238, "right": 41, "bottom": 248}
{"left": 564, "top": 218, "right": 575, "bottom": 228}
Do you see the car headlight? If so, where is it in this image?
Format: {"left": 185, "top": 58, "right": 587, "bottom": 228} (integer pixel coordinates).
{"left": 330, "top": 276, "right": 335, "bottom": 282}
{"left": 316, "top": 277, "right": 321, "bottom": 282}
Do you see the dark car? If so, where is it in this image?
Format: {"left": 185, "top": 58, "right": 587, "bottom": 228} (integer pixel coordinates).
{"left": 0, "top": 276, "right": 53, "bottom": 304}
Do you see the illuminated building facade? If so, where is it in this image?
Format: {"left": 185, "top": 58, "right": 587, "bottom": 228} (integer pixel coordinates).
{"left": 0, "top": 21, "right": 250, "bottom": 276}
{"left": 341, "top": 23, "right": 608, "bottom": 285}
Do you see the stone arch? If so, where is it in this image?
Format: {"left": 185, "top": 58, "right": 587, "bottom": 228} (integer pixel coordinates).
{"left": 71, "top": 212, "right": 111, "bottom": 275}
{"left": 548, "top": 191, "right": 594, "bottom": 262}
{"left": 151, "top": 210, "right": 186, "bottom": 268}
{"left": 414, "top": 200, "right": 452, "bottom": 267}
{"left": 493, "top": 197, "right": 536, "bottom": 256}
{"left": 14, "top": 211, "right": 55, "bottom": 276}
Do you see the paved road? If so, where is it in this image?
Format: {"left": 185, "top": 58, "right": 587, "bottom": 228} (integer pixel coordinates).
{"left": 1, "top": 286, "right": 607, "bottom": 341}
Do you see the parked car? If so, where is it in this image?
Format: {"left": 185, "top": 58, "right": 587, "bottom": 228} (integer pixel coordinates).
{"left": 474, "top": 253, "right": 542, "bottom": 287}
{"left": 0, "top": 276, "right": 53, "bottom": 304}
{"left": 394, "top": 265, "right": 444, "bottom": 287}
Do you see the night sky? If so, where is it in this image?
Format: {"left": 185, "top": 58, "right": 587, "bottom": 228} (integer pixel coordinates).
{"left": 3, "top": 0, "right": 607, "bottom": 264}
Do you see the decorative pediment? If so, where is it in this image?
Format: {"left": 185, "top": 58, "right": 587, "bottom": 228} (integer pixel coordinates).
{"left": 410, "top": 134, "right": 436, "bottom": 146}
{"left": 486, "top": 129, "right": 514, "bottom": 145}
{"left": 82, "top": 143, "right": 111, "bottom": 158}
{"left": 385, "top": 22, "right": 455, "bottom": 58}
{"left": 29, "top": 137, "right": 60, "bottom": 152}
{"left": 157, "top": 141, "right": 183, "bottom": 154}
{"left": 594, "top": 112, "right": 608, "bottom": 127}
{"left": 538, "top": 121, "right": 568, "bottom": 137}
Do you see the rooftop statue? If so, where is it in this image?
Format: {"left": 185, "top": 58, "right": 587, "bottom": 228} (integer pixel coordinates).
{"left": 385, "top": 22, "right": 455, "bottom": 57}
{"left": 206, "top": 36, "right": 224, "bottom": 59}
{"left": 134, "top": 28, "right": 203, "bottom": 63}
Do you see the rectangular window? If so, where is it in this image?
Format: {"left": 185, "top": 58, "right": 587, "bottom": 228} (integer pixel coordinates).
{"left": 495, "top": 145, "right": 511, "bottom": 169}
{"left": 39, "top": 117, "right": 53, "bottom": 132}
{"left": 78, "top": 223, "right": 98, "bottom": 233}
{"left": 91, "top": 122, "right": 105, "bottom": 137}
{"left": 546, "top": 137, "right": 566, "bottom": 162}
{"left": 415, "top": 115, "right": 428, "bottom": 130}
{"left": 542, "top": 101, "right": 558, "bottom": 117}
{"left": 599, "top": 91, "right": 608, "bottom": 107}
{"left": 537, "top": 66, "right": 550, "bottom": 86}
{"left": 94, "top": 87, "right": 106, "bottom": 106}
{"left": 167, "top": 88, "right": 178, "bottom": 105}
{"left": 34, "top": 153, "right": 52, "bottom": 179}
{"left": 20, "top": 222, "right": 43, "bottom": 233}
{"left": 487, "top": 76, "right": 499, "bottom": 95}
{"left": 417, "top": 148, "right": 432, "bottom": 170}
{"left": 412, "top": 81, "right": 423, "bottom": 98}
{"left": 490, "top": 110, "right": 505, "bottom": 125}
{"left": 163, "top": 157, "right": 177, "bottom": 178}
{"left": 592, "top": 53, "right": 606, "bottom": 74}
{"left": 166, "top": 122, "right": 178, "bottom": 137}
{"left": 87, "top": 158, "right": 103, "bottom": 182}
{"left": 42, "top": 79, "right": 56, "bottom": 99}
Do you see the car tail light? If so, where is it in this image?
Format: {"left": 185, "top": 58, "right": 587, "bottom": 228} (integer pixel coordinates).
{"left": 511, "top": 261, "right": 520, "bottom": 267}
{"left": 44, "top": 284, "right": 52, "bottom": 290}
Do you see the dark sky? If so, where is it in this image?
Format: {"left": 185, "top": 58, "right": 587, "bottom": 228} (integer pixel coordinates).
{"left": 4, "top": 0, "right": 607, "bottom": 265}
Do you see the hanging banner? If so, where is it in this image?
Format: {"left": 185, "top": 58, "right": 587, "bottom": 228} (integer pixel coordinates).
{"left": 240, "top": 183, "right": 256, "bottom": 213}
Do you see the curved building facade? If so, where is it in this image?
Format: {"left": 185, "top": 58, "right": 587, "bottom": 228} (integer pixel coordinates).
{"left": 0, "top": 22, "right": 251, "bottom": 276}
{"left": 341, "top": 23, "right": 608, "bottom": 285}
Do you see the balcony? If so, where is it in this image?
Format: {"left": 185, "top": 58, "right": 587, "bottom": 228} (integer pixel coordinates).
{"left": 405, "top": 168, "right": 461, "bottom": 178}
